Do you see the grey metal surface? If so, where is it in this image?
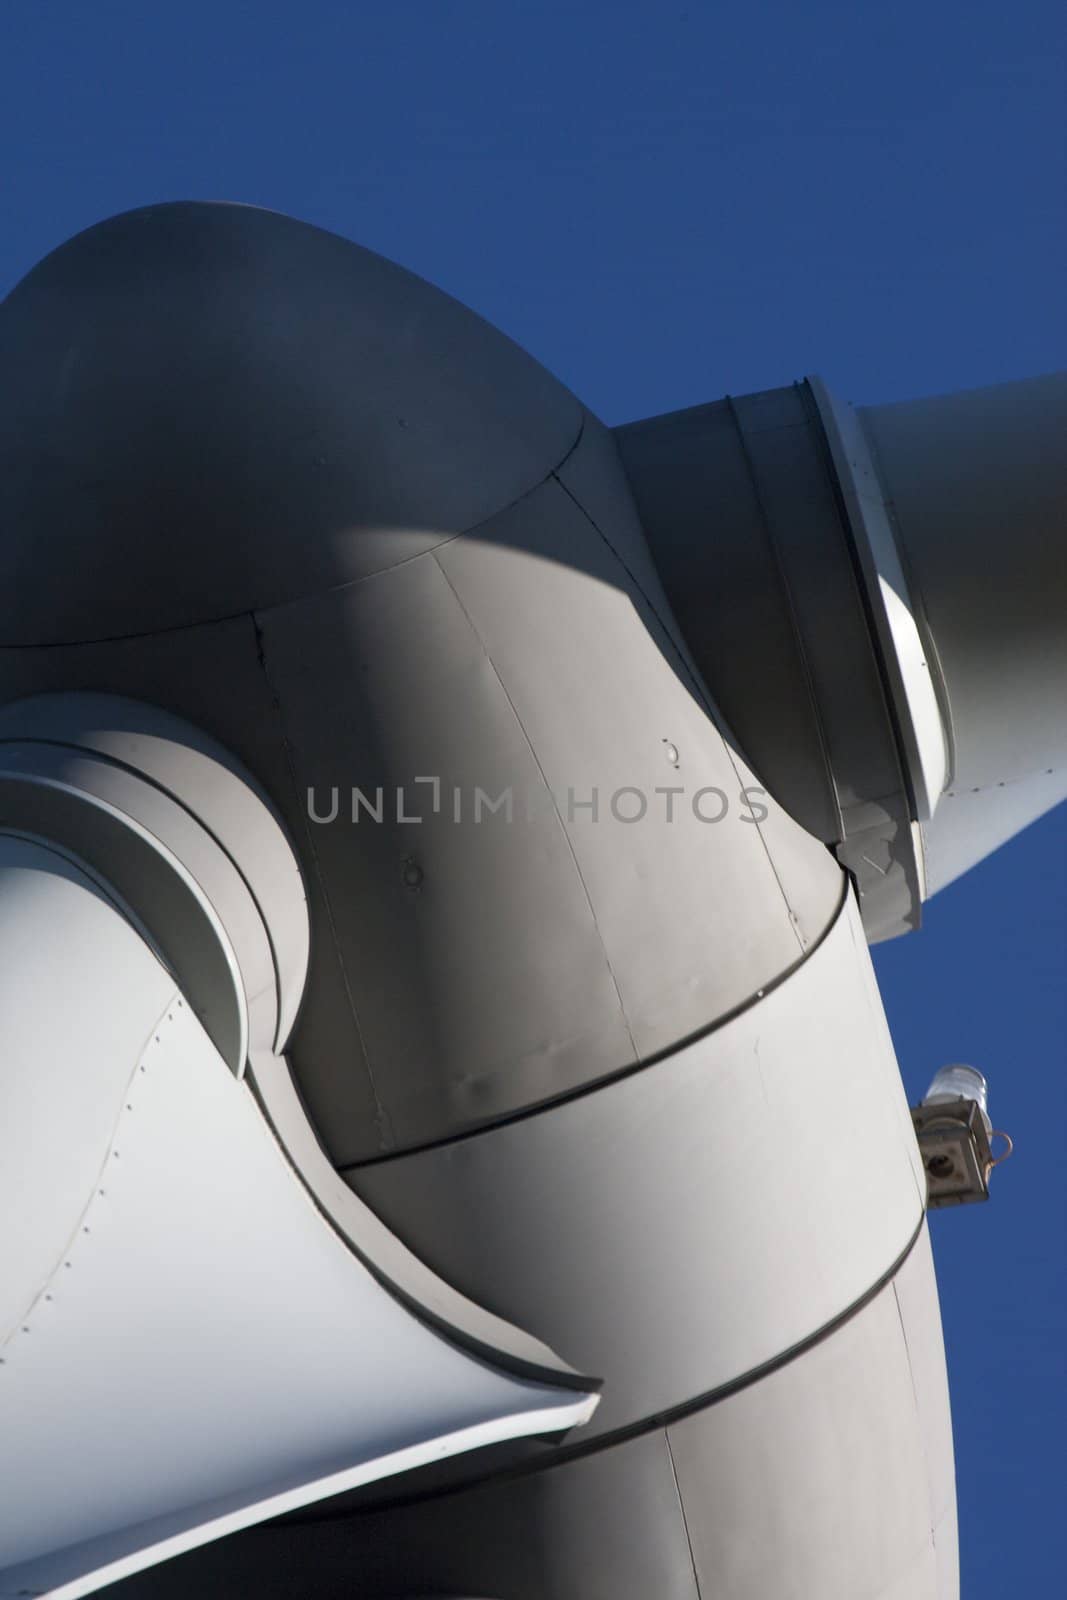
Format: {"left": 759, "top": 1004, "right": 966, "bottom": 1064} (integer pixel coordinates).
{"left": 860, "top": 374, "right": 1067, "bottom": 892}
{"left": 0, "top": 202, "right": 581, "bottom": 645}
{"left": 350, "top": 888, "right": 925, "bottom": 1444}
{"left": 664, "top": 1220, "right": 954, "bottom": 1600}
{"left": 0, "top": 612, "right": 392, "bottom": 1162}
{"left": 616, "top": 393, "right": 841, "bottom": 842}
{"left": 0, "top": 745, "right": 253, "bottom": 1072}
{"left": 104, "top": 1225, "right": 952, "bottom": 1600}
{"left": 808, "top": 377, "right": 948, "bottom": 822}
{"left": 0, "top": 849, "right": 598, "bottom": 1600}
{"left": 0, "top": 202, "right": 843, "bottom": 1166}
{"left": 0, "top": 692, "right": 310, "bottom": 1049}
{"left": 555, "top": 408, "right": 706, "bottom": 678}
{"left": 0, "top": 694, "right": 596, "bottom": 1394}
{"left": 250, "top": 469, "right": 842, "bottom": 1157}
{"left": 107, "top": 1430, "right": 703, "bottom": 1600}
{"left": 892, "top": 1223, "right": 959, "bottom": 1599}
{"left": 255, "top": 544, "right": 638, "bottom": 1154}
{"left": 919, "top": 766, "right": 1067, "bottom": 893}
{"left": 614, "top": 381, "right": 925, "bottom": 940}
{"left": 248, "top": 1047, "right": 598, "bottom": 1395}
{"left": 0, "top": 835, "right": 176, "bottom": 1343}
{"left": 0, "top": 202, "right": 993, "bottom": 1597}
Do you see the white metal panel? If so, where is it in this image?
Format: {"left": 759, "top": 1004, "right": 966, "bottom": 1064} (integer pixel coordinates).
{"left": 354, "top": 888, "right": 927, "bottom": 1438}
{"left": 0, "top": 835, "right": 177, "bottom": 1342}
{"left": 919, "top": 766, "right": 1067, "bottom": 894}
{"left": 0, "top": 746, "right": 255, "bottom": 1072}
{"left": 0, "top": 851, "right": 596, "bottom": 1600}
{"left": 934, "top": 1502, "right": 960, "bottom": 1600}
{"left": 0, "top": 611, "right": 379, "bottom": 1135}
{"left": 892, "top": 1224, "right": 959, "bottom": 1600}
{"left": 119, "top": 1233, "right": 958, "bottom": 1598}
{"left": 435, "top": 481, "right": 843, "bottom": 1028}
{"left": 667, "top": 1253, "right": 951, "bottom": 1599}
{"left": 0, "top": 693, "right": 311, "bottom": 1052}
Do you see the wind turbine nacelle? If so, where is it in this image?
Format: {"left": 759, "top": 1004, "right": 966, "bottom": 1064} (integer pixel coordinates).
{"left": 1, "top": 202, "right": 1059, "bottom": 1599}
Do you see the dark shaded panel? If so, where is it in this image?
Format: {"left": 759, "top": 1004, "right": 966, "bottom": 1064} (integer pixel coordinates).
{"left": 615, "top": 393, "right": 838, "bottom": 840}
{"left": 863, "top": 375, "right": 1067, "bottom": 893}
{"left": 258, "top": 549, "right": 636, "bottom": 1158}
{"left": 0, "top": 202, "right": 580, "bottom": 644}
{"left": 615, "top": 383, "right": 923, "bottom": 939}
{"left": 108, "top": 1430, "right": 700, "bottom": 1600}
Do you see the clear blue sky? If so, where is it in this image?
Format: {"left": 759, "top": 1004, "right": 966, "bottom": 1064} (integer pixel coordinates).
{"left": 2, "top": 3, "right": 1064, "bottom": 1591}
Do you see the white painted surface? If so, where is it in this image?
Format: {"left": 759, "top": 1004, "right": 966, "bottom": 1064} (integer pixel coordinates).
{"left": 893, "top": 1225, "right": 958, "bottom": 1600}
{"left": 919, "top": 765, "right": 1067, "bottom": 894}
{"left": 0, "top": 834, "right": 177, "bottom": 1342}
{"left": 356, "top": 888, "right": 928, "bottom": 1436}
{"left": 0, "top": 693, "right": 312, "bottom": 1052}
{"left": 668, "top": 1222, "right": 956, "bottom": 1599}
{"left": 0, "top": 841, "right": 596, "bottom": 1599}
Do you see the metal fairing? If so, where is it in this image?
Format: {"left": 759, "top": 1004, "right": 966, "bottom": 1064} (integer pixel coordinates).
{"left": 1, "top": 200, "right": 1061, "bottom": 1598}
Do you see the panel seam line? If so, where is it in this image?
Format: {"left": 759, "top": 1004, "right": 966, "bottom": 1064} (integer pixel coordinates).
{"left": 665, "top": 1427, "right": 704, "bottom": 1599}
{"left": 428, "top": 546, "right": 640, "bottom": 1065}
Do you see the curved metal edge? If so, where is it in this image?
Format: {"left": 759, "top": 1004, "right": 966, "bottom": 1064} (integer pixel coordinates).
{"left": 286, "top": 1206, "right": 930, "bottom": 1527}
{"left": 0, "top": 202, "right": 584, "bottom": 653}
{"left": 0, "top": 824, "right": 175, "bottom": 975}
{"left": 0, "top": 1401, "right": 596, "bottom": 1600}
{"left": 0, "top": 692, "right": 310, "bottom": 1053}
{"left": 806, "top": 376, "right": 949, "bottom": 824}
{"left": 345, "top": 870, "right": 851, "bottom": 1172}
{"left": 0, "top": 758, "right": 250, "bottom": 1075}
{"left": 246, "top": 1047, "right": 602, "bottom": 1398}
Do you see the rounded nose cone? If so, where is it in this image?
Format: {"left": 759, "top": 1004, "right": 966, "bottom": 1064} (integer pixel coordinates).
{"left": 0, "top": 203, "right": 580, "bottom": 645}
